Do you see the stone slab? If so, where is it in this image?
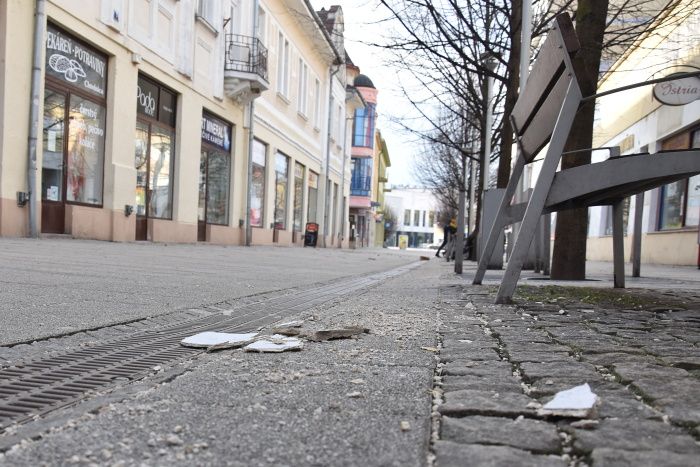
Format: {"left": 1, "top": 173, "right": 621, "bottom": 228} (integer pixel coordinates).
{"left": 569, "top": 419, "right": 700, "bottom": 454}
{"left": 441, "top": 416, "right": 561, "bottom": 454}
{"left": 590, "top": 448, "right": 700, "bottom": 467}
{"left": 439, "top": 390, "right": 536, "bottom": 418}
{"left": 433, "top": 440, "right": 566, "bottom": 467}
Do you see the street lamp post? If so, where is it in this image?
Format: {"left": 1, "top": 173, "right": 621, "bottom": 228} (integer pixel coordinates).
{"left": 477, "top": 53, "right": 499, "bottom": 262}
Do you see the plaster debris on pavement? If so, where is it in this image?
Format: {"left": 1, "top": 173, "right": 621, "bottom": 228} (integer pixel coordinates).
{"left": 539, "top": 383, "right": 600, "bottom": 418}
{"left": 243, "top": 335, "right": 305, "bottom": 353}
{"left": 1, "top": 240, "right": 699, "bottom": 467}
{"left": 180, "top": 332, "right": 259, "bottom": 350}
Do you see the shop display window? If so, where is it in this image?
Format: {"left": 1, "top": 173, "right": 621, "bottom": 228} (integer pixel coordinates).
{"left": 274, "top": 153, "right": 289, "bottom": 230}
{"left": 199, "top": 113, "right": 233, "bottom": 231}
{"left": 251, "top": 139, "right": 267, "bottom": 227}
{"left": 293, "top": 163, "right": 304, "bottom": 231}
{"left": 307, "top": 171, "right": 318, "bottom": 223}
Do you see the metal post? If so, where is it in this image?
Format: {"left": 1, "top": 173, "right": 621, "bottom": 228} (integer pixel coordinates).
{"left": 478, "top": 54, "right": 498, "bottom": 260}
{"left": 469, "top": 157, "right": 477, "bottom": 233}
{"left": 631, "top": 193, "right": 644, "bottom": 277}
{"left": 543, "top": 213, "right": 551, "bottom": 275}
{"left": 520, "top": 0, "right": 532, "bottom": 90}
{"left": 612, "top": 199, "right": 625, "bottom": 288}
{"left": 27, "top": 0, "right": 46, "bottom": 238}
{"left": 455, "top": 155, "right": 467, "bottom": 274}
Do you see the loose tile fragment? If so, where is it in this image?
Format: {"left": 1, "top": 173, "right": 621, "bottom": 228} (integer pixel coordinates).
{"left": 244, "top": 336, "right": 303, "bottom": 353}
{"left": 180, "top": 332, "right": 258, "bottom": 350}
{"left": 538, "top": 383, "right": 599, "bottom": 418}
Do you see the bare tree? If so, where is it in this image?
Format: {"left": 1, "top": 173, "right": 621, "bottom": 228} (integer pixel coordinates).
{"left": 368, "top": 0, "right": 697, "bottom": 278}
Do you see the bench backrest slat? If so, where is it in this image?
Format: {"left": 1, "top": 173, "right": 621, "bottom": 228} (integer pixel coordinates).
{"left": 510, "top": 14, "right": 580, "bottom": 163}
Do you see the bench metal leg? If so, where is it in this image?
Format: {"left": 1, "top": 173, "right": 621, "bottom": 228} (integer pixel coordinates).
{"left": 631, "top": 193, "right": 644, "bottom": 278}
{"left": 496, "top": 82, "right": 581, "bottom": 303}
{"left": 612, "top": 199, "right": 625, "bottom": 288}
{"left": 473, "top": 154, "right": 525, "bottom": 285}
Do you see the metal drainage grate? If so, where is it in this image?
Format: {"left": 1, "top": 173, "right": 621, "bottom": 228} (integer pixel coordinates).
{"left": 0, "top": 262, "right": 421, "bottom": 430}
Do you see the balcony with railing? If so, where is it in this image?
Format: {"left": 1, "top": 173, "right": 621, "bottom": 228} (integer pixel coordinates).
{"left": 224, "top": 34, "right": 270, "bottom": 104}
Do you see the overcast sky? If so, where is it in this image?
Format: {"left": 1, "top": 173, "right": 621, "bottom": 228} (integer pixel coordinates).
{"left": 311, "top": 0, "right": 421, "bottom": 186}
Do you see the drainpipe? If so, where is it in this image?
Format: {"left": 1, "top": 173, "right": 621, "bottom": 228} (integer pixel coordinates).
{"left": 339, "top": 107, "right": 349, "bottom": 248}
{"left": 27, "top": 0, "right": 46, "bottom": 238}
{"left": 244, "top": 0, "right": 260, "bottom": 246}
{"left": 320, "top": 63, "right": 340, "bottom": 247}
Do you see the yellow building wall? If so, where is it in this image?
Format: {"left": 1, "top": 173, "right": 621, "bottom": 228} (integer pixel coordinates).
{"left": 0, "top": 0, "right": 344, "bottom": 247}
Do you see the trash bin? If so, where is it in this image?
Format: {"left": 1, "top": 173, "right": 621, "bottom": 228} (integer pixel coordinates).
{"left": 304, "top": 222, "right": 319, "bottom": 247}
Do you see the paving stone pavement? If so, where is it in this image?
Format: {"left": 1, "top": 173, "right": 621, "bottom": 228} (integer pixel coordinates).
{"left": 1, "top": 244, "right": 699, "bottom": 466}
{"left": 432, "top": 267, "right": 700, "bottom": 467}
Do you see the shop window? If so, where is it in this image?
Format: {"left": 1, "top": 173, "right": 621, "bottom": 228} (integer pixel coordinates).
{"left": 353, "top": 103, "right": 376, "bottom": 148}
{"left": 307, "top": 170, "right": 319, "bottom": 223}
{"left": 42, "top": 24, "right": 108, "bottom": 231}
{"left": 658, "top": 128, "right": 700, "bottom": 229}
{"left": 293, "top": 163, "right": 304, "bottom": 231}
{"left": 199, "top": 112, "right": 232, "bottom": 232}
{"left": 251, "top": 139, "right": 267, "bottom": 227}
{"left": 274, "top": 153, "right": 289, "bottom": 230}
{"left": 135, "top": 75, "right": 177, "bottom": 221}
{"left": 332, "top": 183, "right": 339, "bottom": 236}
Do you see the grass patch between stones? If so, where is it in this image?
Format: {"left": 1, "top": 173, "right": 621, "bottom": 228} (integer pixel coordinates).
{"left": 513, "top": 285, "right": 690, "bottom": 311}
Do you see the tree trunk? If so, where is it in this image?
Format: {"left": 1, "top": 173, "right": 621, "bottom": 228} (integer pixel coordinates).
{"left": 497, "top": 0, "right": 522, "bottom": 189}
{"left": 550, "top": 1, "right": 609, "bottom": 280}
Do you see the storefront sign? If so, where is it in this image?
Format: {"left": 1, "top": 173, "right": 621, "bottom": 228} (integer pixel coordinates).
{"left": 137, "top": 76, "right": 177, "bottom": 126}
{"left": 201, "top": 113, "right": 232, "bottom": 151}
{"left": 653, "top": 74, "right": 700, "bottom": 106}
{"left": 45, "top": 25, "right": 107, "bottom": 97}
{"left": 137, "top": 77, "right": 159, "bottom": 119}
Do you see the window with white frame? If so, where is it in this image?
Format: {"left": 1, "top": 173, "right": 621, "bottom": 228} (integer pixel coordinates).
{"left": 197, "top": 0, "right": 218, "bottom": 31}
{"left": 297, "top": 59, "right": 308, "bottom": 115}
{"left": 336, "top": 105, "right": 343, "bottom": 143}
{"left": 314, "top": 78, "right": 321, "bottom": 129}
{"left": 256, "top": 7, "right": 266, "bottom": 44}
{"left": 277, "top": 33, "right": 289, "bottom": 97}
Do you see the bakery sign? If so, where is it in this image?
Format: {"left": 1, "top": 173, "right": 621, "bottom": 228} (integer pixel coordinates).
{"left": 653, "top": 74, "right": 700, "bottom": 106}
{"left": 45, "top": 25, "right": 107, "bottom": 97}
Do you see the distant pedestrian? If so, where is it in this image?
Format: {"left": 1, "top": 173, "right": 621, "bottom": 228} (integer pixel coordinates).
{"left": 437, "top": 218, "right": 457, "bottom": 259}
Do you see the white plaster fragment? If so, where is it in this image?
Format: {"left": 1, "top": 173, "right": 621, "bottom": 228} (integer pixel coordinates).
{"left": 539, "top": 383, "right": 600, "bottom": 418}
{"left": 244, "top": 337, "right": 303, "bottom": 353}
{"left": 181, "top": 332, "right": 258, "bottom": 349}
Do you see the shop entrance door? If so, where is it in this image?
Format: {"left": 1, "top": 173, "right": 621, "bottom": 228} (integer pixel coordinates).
{"left": 41, "top": 89, "right": 67, "bottom": 234}
{"left": 134, "top": 121, "right": 150, "bottom": 240}
{"left": 198, "top": 147, "right": 231, "bottom": 241}
{"left": 197, "top": 150, "right": 208, "bottom": 241}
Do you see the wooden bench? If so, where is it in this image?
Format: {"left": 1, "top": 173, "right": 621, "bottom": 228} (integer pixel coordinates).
{"left": 473, "top": 13, "right": 700, "bottom": 303}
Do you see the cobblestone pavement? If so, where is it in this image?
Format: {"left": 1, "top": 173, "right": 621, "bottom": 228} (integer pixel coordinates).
{"left": 432, "top": 267, "right": 700, "bottom": 466}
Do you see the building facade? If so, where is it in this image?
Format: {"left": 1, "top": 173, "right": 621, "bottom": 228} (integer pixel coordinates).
{"left": 372, "top": 130, "right": 390, "bottom": 247}
{"left": 0, "top": 0, "right": 352, "bottom": 247}
{"left": 384, "top": 187, "right": 439, "bottom": 248}
{"left": 586, "top": 1, "right": 700, "bottom": 266}
{"left": 347, "top": 72, "right": 378, "bottom": 248}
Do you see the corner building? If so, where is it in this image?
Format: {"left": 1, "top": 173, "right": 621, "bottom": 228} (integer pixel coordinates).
{"left": 0, "top": 0, "right": 350, "bottom": 246}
